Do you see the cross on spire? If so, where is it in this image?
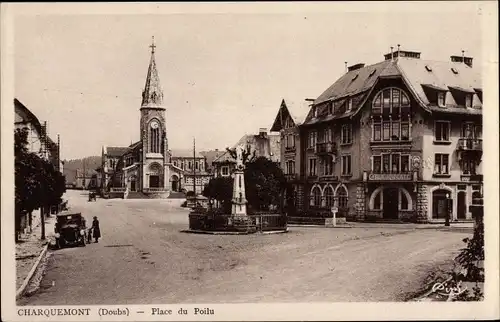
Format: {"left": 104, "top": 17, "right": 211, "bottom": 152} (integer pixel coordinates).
{"left": 149, "top": 36, "right": 156, "bottom": 54}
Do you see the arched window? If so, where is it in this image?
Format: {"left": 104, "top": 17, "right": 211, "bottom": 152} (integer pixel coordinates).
{"left": 149, "top": 120, "right": 161, "bottom": 153}
{"left": 325, "top": 186, "right": 335, "bottom": 208}
{"left": 311, "top": 186, "right": 322, "bottom": 207}
{"left": 371, "top": 88, "right": 411, "bottom": 142}
{"left": 337, "top": 186, "right": 348, "bottom": 209}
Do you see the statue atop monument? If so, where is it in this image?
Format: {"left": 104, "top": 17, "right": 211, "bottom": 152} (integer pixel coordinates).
{"left": 235, "top": 145, "right": 244, "bottom": 168}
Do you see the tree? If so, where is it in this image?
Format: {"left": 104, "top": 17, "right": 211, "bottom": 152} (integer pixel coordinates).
{"left": 226, "top": 145, "right": 256, "bottom": 164}
{"left": 244, "top": 157, "right": 288, "bottom": 212}
{"left": 15, "top": 128, "right": 43, "bottom": 241}
{"left": 203, "top": 177, "right": 233, "bottom": 213}
{"left": 14, "top": 128, "right": 66, "bottom": 241}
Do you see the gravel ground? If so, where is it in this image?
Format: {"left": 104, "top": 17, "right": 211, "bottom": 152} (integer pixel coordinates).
{"left": 18, "top": 190, "right": 471, "bottom": 305}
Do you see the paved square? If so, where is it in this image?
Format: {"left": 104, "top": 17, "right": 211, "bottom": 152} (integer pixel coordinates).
{"left": 18, "top": 191, "right": 470, "bottom": 304}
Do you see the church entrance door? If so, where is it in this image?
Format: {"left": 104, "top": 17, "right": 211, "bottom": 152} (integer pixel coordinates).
{"left": 149, "top": 175, "right": 160, "bottom": 188}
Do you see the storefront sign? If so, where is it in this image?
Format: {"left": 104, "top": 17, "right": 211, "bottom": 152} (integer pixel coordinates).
{"left": 368, "top": 173, "right": 412, "bottom": 181}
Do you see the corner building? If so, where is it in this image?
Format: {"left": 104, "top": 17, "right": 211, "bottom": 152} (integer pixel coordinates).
{"left": 273, "top": 50, "right": 483, "bottom": 223}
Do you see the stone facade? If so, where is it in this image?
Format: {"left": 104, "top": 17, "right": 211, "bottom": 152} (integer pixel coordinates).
{"left": 355, "top": 184, "right": 366, "bottom": 221}
{"left": 416, "top": 184, "right": 428, "bottom": 223}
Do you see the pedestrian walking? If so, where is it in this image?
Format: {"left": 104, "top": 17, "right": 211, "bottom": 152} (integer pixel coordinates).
{"left": 92, "top": 216, "right": 101, "bottom": 243}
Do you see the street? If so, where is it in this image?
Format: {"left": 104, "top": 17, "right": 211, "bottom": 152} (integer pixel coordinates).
{"left": 18, "top": 190, "right": 470, "bottom": 304}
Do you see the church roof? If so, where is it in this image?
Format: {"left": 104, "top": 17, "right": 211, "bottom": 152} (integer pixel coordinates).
{"left": 106, "top": 146, "right": 129, "bottom": 157}
{"left": 170, "top": 149, "right": 204, "bottom": 158}
{"left": 141, "top": 37, "right": 164, "bottom": 108}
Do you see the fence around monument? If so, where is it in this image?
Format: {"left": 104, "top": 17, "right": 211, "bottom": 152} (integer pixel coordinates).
{"left": 188, "top": 211, "right": 287, "bottom": 233}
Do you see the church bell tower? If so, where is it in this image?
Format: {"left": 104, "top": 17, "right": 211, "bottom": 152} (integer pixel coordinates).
{"left": 140, "top": 36, "right": 169, "bottom": 192}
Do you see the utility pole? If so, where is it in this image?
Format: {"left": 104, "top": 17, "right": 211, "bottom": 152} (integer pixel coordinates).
{"left": 40, "top": 121, "right": 48, "bottom": 240}
{"left": 193, "top": 137, "right": 196, "bottom": 199}
{"left": 82, "top": 158, "right": 86, "bottom": 190}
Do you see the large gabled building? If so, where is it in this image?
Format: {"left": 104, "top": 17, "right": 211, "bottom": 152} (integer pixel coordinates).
{"left": 272, "top": 49, "right": 483, "bottom": 223}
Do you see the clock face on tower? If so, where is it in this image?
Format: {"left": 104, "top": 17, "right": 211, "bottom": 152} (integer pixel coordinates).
{"left": 150, "top": 121, "right": 159, "bottom": 129}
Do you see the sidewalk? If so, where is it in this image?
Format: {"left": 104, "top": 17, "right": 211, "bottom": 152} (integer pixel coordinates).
{"left": 348, "top": 222, "right": 473, "bottom": 230}
{"left": 16, "top": 215, "right": 56, "bottom": 291}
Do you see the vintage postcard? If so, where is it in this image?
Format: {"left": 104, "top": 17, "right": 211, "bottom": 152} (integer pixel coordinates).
{"left": 1, "top": 2, "right": 499, "bottom": 321}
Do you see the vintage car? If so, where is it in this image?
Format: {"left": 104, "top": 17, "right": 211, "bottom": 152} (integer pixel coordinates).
{"left": 54, "top": 212, "right": 87, "bottom": 248}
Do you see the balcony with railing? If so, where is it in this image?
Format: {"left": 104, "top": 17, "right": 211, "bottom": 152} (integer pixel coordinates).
{"left": 284, "top": 174, "right": 298, "bottom": 182}
{"left": 457, "top": 138, "right": 483, "bottom": 152}
{"left": 316, "top": 142, "right": 337, "bottom": 156}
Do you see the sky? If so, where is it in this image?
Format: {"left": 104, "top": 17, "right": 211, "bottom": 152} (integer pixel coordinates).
{"left": 12, "top": 3, "right": 484, "bottom": 160}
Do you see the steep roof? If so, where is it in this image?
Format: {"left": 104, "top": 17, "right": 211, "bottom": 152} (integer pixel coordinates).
{"left": 397, "top": 58, "right": 482, "bottom": 108}
{"left": 270, "top": 99, "right": 311, "bottom": 132}
{"left": 314, "top": 60, "right": 400, "bottom": 105}
{"left": 199, "top": 150, "right": 224, "bottom": 167}
{"left": 106, "top": 146, "right": 129, "bottom": 157}
{"left": 14, "top": 98, "right": 45, "bottom": 138}
{"left": 141, "top": 37, "right": 164, "bottom": 108}
{"left": 306, "top": 55, "right": 482, "bottom": 126}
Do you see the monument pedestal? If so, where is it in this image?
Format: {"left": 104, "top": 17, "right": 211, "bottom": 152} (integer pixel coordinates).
{"left": 231, "top": 169, "right": 247, "bottom": 217}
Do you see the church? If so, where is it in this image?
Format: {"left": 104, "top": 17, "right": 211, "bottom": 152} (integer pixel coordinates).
{"left": 101, "top": 38, "right": 186, "bottom": 198}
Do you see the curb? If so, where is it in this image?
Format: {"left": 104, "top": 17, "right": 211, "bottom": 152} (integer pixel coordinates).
{"left": 180, "top": 229, "right": 289, "bottom": 235}
{"left": 16, "top": 242, "right": 49, "bottom": 300}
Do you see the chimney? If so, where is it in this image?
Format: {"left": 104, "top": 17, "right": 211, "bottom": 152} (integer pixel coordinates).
{"left": 385, "top": 49, "right": 421, "bottom": 60}
{"left": 259, "top": 128, "right": 268, "bottom": 138}
{"left": 344, "top": 62, "right": 348, "bottom": 73}
{"left": 347, "top": 63, "right": 365, "bottom": 72}
{"left": 450, "top": 53, "right": 473, "bottom": 68}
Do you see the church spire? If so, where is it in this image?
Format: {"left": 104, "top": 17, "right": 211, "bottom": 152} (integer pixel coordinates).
{"left": 141, "top": 36, "right": 164, "bottom": 108}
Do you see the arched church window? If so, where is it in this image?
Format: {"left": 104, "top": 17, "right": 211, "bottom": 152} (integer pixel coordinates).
{"left": 149, "top": 119, "right": 161, "bottom": 153}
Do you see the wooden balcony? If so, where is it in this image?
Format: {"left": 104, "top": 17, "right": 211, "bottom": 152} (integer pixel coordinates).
{"left": 457, "top": 138, "right": 482, "bottom": 152}
{"left": 316, "top": 142, "right": 337, "bottom": 156}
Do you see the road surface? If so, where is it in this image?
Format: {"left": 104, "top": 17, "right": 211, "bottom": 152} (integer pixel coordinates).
{"left": 19, "top": 190, "right": 470, "bottom": 304}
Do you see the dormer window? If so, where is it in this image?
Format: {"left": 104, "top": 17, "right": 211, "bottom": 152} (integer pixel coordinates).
{"left": 425, "top": 65, "right": 433, "bottom": 72}
{"left": 437, "top": 92, "right": 446, "bottom": 107}
{"left": 328, "top": 102, "right": 333, "bottom": 114}
{"left": 451, "top": 67, "right": 459, "bottom": 74}
{"left": 465, "top": 94, "right": 473, "bottom": 108}
{"left": 352, "top": 74, "right": 359, "bottom": 82}
{"left": 347, "top": 98, "right": 353, "bottom": 111}
{"left": 312, "top": 106, "right": 318, "bottom": 118}
{"left": 369, "top": 69, "right": 376, "bottom": 77}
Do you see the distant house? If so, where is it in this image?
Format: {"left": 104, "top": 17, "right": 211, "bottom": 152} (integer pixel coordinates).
{"left": 199, "top": 149, "right": 224, "bottom": 174}
{"left": 14, "top": 98, "right": 63, "bottom": 173}
{"left": 170, "top": 149, "right": 212, "bottom": 195}
{"left": 213, "top": 128, "right": 281, "bottom": 178}
{"left": 14, "top": 98, "right": 63, "bottom": 235}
